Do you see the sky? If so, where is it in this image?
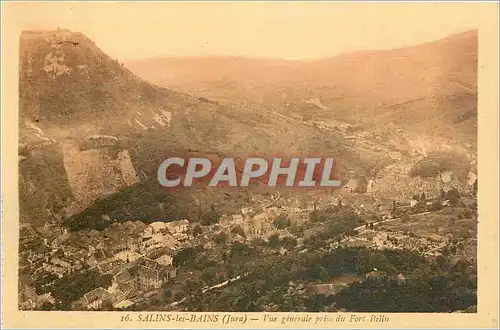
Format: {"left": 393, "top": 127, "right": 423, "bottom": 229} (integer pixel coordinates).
{"left": 5, "top": 2, "right": 487, "bottom": 61}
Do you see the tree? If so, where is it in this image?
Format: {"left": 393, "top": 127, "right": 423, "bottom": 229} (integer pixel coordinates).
{"left": 268, "top": 234, "right": 280, "bottom": 248}
{"left": 231, "top": 225, "right": 246, "bottom": 238}
{"left": 201, "top": 267, "right": 215, "bottom": 284}
{"left": 446, "top": 188, "right": 461, "bottom": 206}
{"left": 401, "top": 214, "right": 410, "bottom": 223}
{"left": 214, "top": 233, "right": 228, "bottom": 245}
{"left": 33, "top": 272, "right": 58, "bottom": 295}
{"left": 51, "top": 270, "right": 111, "bottom": 308}
{"left": 172, "top": 247, "right": 198, "bottom": 267}
{"left": 355, "top": 249, "right": 372, "bottom": 274}
{"left": 185, "top": 279, "right": 203, "bottom": 292}
{"left": 281, "top": 237, "right": 298, "bottom": 249}
{"left": 251, "top": 237, "right": 266, "bottom": 246}
{"left": 39, "top": 302, "right": 56, "bottom": 310}
{"left": 197, "top": 203, "right": 202, "bottom": 219}
{"left": 100, "top": 300, "right": 114, "bottom": 311}
{"left": 309, "top": 210, "right": 326, "bottom": 223}
{"left": 370, "top": 252, "right": 397, "bottom": 274}
{"left": 435, "top": 255, "right": 447, "bottom": 268}
{"left": 440, "top": 189, "right": 446, "bottom": 199}
{"left": 427, "top": 201, "right": 442, "bottom": 212}
{"left": 304, "top": 235, "right": 324, "bottom": 250}
{"left": 193, "top": 225, "right": 202, "bottom": 237}
{"left": 273, "top": 215, "right": 290, "bottom": 229}
{"left": 472, "top": 179, "right": 477, "bottom": 195}
{"left": 311, "top": 266, "right": 330, "bottom": 282}
{"left": 230, "top": 242, "right": 252, "bottom": 258}
{"left": 200, "top": 204, "right": 220, "bottom": 225}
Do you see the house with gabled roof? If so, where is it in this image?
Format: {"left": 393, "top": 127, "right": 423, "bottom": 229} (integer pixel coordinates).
{"left": 133, "top": 256, "right": 177, "bottom": 292}
{"left": 342, "top": 179, "right": 358, "bottom": 193}
{"left": 164, "top": 220, "right": 190, "bottom": 241}
{"left": 51, "top": 232, "right": 71, "bottom": 249}
{"left": 154, "top": 254, "right": 174, "bottom": 267}
{"left": 149, "top": 221, "right": 169, "bottom": 235}
{"left": 82, "top": 287, "right": 116, "bottom": 310}
{"left": 113, "top": 269, "right": 133, "bottom": 284}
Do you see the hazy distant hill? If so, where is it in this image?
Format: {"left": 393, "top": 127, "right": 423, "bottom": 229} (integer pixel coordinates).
{"left": 127, "top": 30, "right": 477, "bottom": 145}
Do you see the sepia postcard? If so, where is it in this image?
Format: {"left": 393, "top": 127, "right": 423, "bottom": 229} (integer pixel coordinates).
{"left": 1, "top": 1, "right": 499, "bottom": 329}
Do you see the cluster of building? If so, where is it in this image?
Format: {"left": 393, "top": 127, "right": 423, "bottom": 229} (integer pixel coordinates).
{"left": 72, "top": 255, "right": 178, "bottom": 310}
{"left": 332, "top": 228, "right": 449, "bottom": 257}
{"left": 217, "top": 199, "right": 316, "bottom": 242}
{"left": 19, "top": 219, "right": 193, "bottom": 310}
